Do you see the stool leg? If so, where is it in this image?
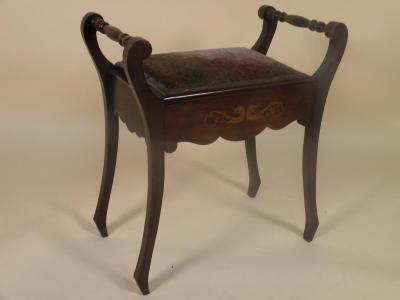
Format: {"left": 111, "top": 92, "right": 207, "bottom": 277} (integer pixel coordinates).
{"left": 93, "top": 112, "right": 119, "bottom": 238}
{"left": 301, "top": 21, "right": 347, "bottom": 242}
{"left": 245, "top": 137, "right": 261, "bottom": 197}
{"left": 134, "top": 143, "right": 165, "bottom": 295}
{"left": 302, "top": 124, "right": 320, "bottom": 242}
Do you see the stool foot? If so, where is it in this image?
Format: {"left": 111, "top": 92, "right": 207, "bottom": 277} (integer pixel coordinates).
{"left": 245, "top": 137, "right": 261, "bottom": 198}
{"left": 302, "top": 124, "right": 320, "bottom": 242}
{"left": 94, "top": 218, "right": 109, "bottom": 237}
{"left": 134, "top": 271, "right": 150, "bottom": 295}
{"left": 134, "top": 144, "right": 165, "bottom": 295}
{"left": 303, "top": 219, "right": 319, "bottom": 242}
{"left": 93, "top": 111, "right": 119, "bottom": 238}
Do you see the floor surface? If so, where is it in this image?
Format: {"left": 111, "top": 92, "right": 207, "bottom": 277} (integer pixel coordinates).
{"left": 1, "top": 113, "right": 399, "bottom": 299}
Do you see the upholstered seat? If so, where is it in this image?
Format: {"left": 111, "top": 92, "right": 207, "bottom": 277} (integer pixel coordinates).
{"left": 117, "top": 47, "right": 310, "bottom": 99}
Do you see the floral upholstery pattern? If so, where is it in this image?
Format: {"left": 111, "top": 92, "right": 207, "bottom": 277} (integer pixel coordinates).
{"left": 119, "top": 47, "right": 310, "bottom": 98}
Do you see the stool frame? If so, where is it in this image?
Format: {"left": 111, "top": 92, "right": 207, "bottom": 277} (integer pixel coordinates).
{"left": 81, "top": 5, "right": 347, "bottom": 295}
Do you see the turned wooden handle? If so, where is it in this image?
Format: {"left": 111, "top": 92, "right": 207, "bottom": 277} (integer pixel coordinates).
{"left": 258, "top": 6, "right": 335, "bottom": 37}
{"left": 90, "top": 15, "right": 131, "bottom": 46}
{"left": 275, "top": 11, "right": 327, "bottom": 33}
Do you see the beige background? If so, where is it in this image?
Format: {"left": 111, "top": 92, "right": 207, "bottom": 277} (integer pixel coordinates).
{"left": 1, "top": 0, "right": 400, "bottom": 299}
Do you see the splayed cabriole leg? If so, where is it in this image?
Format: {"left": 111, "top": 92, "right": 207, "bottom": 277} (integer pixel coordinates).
{"left": 93, "top": 108, "right": 119, "bottom": 237}
{"left": 245, "top": 137, "right": 261, "bottom": 197}
{"left": 247, "top": 6, "right": 277, "bottom": 199}
{"left": 302, "top": 123, "right": 320, "bottom": 242}
{"left": 81, "top": 13, "right": 122, "bottom": 238}
{"left": 300, "top": 20, "right": 348, "bottom": 241}
{"left": 134, "top": 142, "right": 165, "bottom": 295}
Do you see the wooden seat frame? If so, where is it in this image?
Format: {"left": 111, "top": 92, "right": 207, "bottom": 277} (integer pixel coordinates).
{"left": 81, "top": 5, "right": 348, "bottom": 295}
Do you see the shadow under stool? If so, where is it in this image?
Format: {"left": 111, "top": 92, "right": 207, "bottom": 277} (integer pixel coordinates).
{"left": 81, "top": 5, "right": 348, "bottom": 295}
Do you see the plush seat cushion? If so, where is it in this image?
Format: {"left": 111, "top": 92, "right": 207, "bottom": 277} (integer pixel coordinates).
{"left": 117, "top": 47, "right": 310, "bottom": 99}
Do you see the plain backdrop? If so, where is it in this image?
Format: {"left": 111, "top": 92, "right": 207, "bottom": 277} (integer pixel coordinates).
{"left": 1, "top": 0, "right": 399, "bottom": 299}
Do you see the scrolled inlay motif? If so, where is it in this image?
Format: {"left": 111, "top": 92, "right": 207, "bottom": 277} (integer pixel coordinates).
{"left": 205, "top": 102, "right": 284, "bottom": 126}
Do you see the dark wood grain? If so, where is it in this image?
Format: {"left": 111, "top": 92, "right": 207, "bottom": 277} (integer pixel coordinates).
{"left": 81, "top": 13, "right": 119, "bottom": 237}
{"left": 81, "top": 7, "right": 348, "bottom": 295}
{"left": 245, "top": 137, "right": 261, "bottom": 197}
{"left": 258, "top": 5, "right": 328, "bottom": 34}
{"left": 164, "top": 81, "right": 314, "bottom": 148}
{"left": 303, "top": 21, "right": 348, "bottom": 241}
{"left": 82, "top": 13, "right": 165, "bottom": 295}
{"left": 113, "top": 76, "right": 145, "bottom": 137}
{"left": 133, "top": 143, "right": 164, "bottom": 295}
{"left": 248, "top": 4, "right": 278, "bottom": 198}
{"left": 256, "top": 5, "right": 348, "bottom": 242}
{"left": 122, "top": 31, "right": 167, "bottom": 297}
{"left": 252, "top": 5, "right": 278, "bottom": 54}
{"left": 276, "top": 12, "right": 326, "bottom": 33}
{"left": 91, "top": 15, "right": 132, "bottom": 46}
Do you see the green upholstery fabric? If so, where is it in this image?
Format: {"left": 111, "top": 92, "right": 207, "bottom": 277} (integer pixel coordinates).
{"left": 119, "top": 47, "right": 310, "bottom": 98}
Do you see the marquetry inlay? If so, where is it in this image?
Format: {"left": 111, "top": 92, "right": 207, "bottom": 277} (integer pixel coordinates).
{"left": 204, "top": 102, "right": 284, "bottom": 126}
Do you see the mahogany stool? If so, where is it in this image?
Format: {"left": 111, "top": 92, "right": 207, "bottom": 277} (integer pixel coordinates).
{"left": 82, "top": 5, "right": 347, "bottom": 295}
